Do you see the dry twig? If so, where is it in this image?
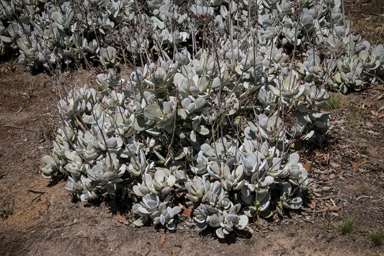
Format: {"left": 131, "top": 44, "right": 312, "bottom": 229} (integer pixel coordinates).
{"left": 4, "top": 125, "right": 35, "bottom": 132}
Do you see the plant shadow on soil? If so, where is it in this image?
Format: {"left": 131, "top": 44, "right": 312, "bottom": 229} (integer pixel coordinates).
{"left": 198, "top": 227, "right": 252, "bottom": 245}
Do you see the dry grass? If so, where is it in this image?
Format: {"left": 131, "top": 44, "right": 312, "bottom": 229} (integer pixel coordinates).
{"left": 337, "top": 216, "right": 355, "bottom": 234}
{"left": 370, "top": 229, "right": 384, "bottom": 246}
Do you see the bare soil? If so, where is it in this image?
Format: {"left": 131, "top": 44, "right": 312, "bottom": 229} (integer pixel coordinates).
{"left": 346, "top": 0, "right": 384, "bottom": 44}
{"left": 1, "top": 4, "right": 384, "bottom": 254}
{"left": 0, "top": 63, "right": 383, "bottom": 256}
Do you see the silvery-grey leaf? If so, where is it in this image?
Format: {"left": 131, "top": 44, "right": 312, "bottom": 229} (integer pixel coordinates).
{"left": 216, "top": 227, "right": 225, "bottom": 238}
{"left": 138, "top": 207, "right": 150, "bottom": 215}
{"left": 208, "top": 213, "right": 221, "bottom": 227}
{"left": 160, "top": 214, "right": 165, "bottom": 226}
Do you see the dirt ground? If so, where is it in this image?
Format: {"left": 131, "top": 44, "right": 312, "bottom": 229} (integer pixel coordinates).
{"left": 1, "top": 3, "right": 384, "bottom": 254}
{"left": 0, "top": 64, "right": 383, "bottom": 256}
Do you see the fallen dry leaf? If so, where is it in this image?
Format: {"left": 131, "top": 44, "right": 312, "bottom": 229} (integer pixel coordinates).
{"left": 116, "top": 210, "right": 128, "bottom": 225}
{"left": 324, "top": 153, "right": 330, "bottom": 162}
{"left": 320, "top": 173, "right": 326, "bottom": 180}
{"left": 315, "top": 205, "right": 342, "bottom": 213}
{"left": 308, "top": 201, "right": 317, "bottom": 209}
{"left": 344, "top": 175, "right": 355, "bottom": 181}
{"left": 349, "top": 161, "right": 359, "bottom": 170}
{"left": 324, "top": 179, "right": 336, "bottom": 184}
{"left": 160, "top": 235, "right": 166, "bottom": 246}
{"left": 371, "top": 110, "right": 378, "bottom": 116}
{"left": 366, "top": 122, "right": 374, "bottom": 128}
{"left": 338, "top": 171, "right": 345, "bottom": 180}
{"left": 339, "top": 145, "right": 350, "bottom": 149}
{"left": 327, "top": 205, "right": 342, "bottom": 211}
{"left": 182, "top": 209, "right": 192, "bottom": 218}
{"left": 310, "top": 239, "right": 315, "bottom": 244}
{"left": 303, "top": 163, "right": 312, "bottom": 172}
{"left": 0, "top": 65, "right": 9, "bottom": 73}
